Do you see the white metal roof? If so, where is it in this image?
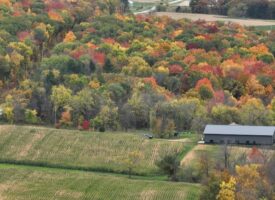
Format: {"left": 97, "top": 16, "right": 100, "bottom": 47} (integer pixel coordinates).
{"left": 204, "top": 125, "right": 275, "bottom": 136}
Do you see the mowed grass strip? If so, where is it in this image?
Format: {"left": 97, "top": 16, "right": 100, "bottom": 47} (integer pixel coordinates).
{"left": 0, "top": 164, "right": 200, "bottom": 200}
{"left": 0, "top": 125, "right": 186, "bottom": 175}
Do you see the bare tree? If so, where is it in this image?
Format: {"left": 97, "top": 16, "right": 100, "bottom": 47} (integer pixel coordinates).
{"left": 223, "top": 141, "right": 231, "bottom": 169}
{"left": 259, "top": 145, "right": 272, "bottom": 164}
{"left": 198, "top": 151, "right": 211, "bottom": 178}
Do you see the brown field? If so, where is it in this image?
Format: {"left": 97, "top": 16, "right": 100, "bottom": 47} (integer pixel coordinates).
{"left": 155, "top": 12, "right": 275, "bottom": 26}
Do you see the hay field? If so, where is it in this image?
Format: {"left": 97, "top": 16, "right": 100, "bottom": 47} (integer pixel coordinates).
{"left": 0, "top": 164, "right": 201, "bottom": 200}
{"left": 0, "top": 125, "right": 188, "bottom": 175}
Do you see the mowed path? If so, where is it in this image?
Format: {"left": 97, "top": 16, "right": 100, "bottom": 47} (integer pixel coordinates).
{"left": 180, "top": 144, "right": 206, "bottom": 166}
{"left": 155, "top": 12, "right": 275, "bottom": 26}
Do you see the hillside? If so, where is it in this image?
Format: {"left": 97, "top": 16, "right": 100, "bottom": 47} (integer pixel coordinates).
{"left": 0, "top": 125, "right": 191, "bottom": 175}
{"left": 0, "top": 164, "right": 200, "bottom": 200}
{"left": 0, "top": 1, "right": 274, "bottom": 199}
{"left": 0, "top": 125, "right": 200, "bottom": 199}
{"left": 0, "top": 0, "right": 274, "bottom": 135}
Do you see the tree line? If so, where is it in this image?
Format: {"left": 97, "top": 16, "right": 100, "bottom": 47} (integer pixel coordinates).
{"left": 189, "top": 0, "right": 275, "bottom": 19}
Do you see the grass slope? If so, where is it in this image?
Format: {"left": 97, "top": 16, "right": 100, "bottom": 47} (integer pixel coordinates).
{"left": 0, "top": 164, "right": 200, "bottom": 200}
{"left": 0, "top": 125, "right": 190, "bottom": 175}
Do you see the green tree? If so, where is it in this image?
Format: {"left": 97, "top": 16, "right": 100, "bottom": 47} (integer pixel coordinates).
{"left": 150, "top": 103, "right": 175, "bottom": 138}
{"left": 156, "top": 152, "right": 180, "bottom": 181}
{"left": 24, "top": 109, "right": 39, "bottom": 124}
{"left": 96, "top": 101, "right": 119, "bottom": 131}
{"left": 228, "top": 2, "right": 248, "bottom": 18}
{"left": 199, "top": 85, "right": 213, "bottom": 100}
{"left": 211, "top": 105, "right": 240, "bottom": 124}
{"left": 70, "top": 88, "right": 95, "bottom": 123}
{"left": 122, "top": 56, "right": 152, "bottom": 77}
{"left": 240, "top": 98, "right": 272, "bottom": 125}
{"left": 50, "top": 85, "right": 72, "bottom": 124}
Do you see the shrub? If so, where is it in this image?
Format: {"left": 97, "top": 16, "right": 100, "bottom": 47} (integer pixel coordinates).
{"left": 3, "top": 106, "right": 14, "bottom": 124}
{"left": 178, "top": 165, "right": 202, "bottom": 183}
{"left": 156, "top": 153, "right": 180, "bottom": 181}
{"left": 199, "top": 86, "right": 214, "bottom": 100}
{"left": 90, "top": 117, "right": 104, "bottom": 131}
{"left": 82, "top": 120, "right": 90, "bottom": 130}
{"left": 228, "top": 2, "right": 248, "bottom": 18}
{"left": 24, "top": 109, "right": 39, "bottom": 124}
{"left": 257, "top": 53, "right": 274, "bottom": 64}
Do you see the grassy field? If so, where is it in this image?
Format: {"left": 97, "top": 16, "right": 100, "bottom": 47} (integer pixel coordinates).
{"left": 0, "top": 164, "right": 201, "bottom": 200}
{"left": 0, "top": 125, "right": 192, "bottom": 175}
{"left": 155, "top": 12, "right": 275, "bottom": 27}
{"left": 131, "top": 0, "right": 183, "bottom": 13}
{"left": 252, "top": 25, "right": 275, "bottom": 31}
{"left": 131, "top": 2, "right": 155, "bottom": 12}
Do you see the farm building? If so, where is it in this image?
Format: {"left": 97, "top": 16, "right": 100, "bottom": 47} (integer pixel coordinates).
{"left": 203, "top": 125, "right": 275, "bottom": 145}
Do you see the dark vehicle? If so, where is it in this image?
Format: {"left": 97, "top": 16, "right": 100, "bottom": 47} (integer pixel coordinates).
{"left": 144, "top": 134, "right": 153, "bottom": 139}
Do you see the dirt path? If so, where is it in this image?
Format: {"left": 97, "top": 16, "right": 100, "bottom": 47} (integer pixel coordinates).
{"left": 19, "top": 133, "right": 46, "bottom": 157}
{"left": 180, "top": 144, "right": 206, "bottom": 166}
{"left": 168, "top": 138, "right": 190, "bottom": 143}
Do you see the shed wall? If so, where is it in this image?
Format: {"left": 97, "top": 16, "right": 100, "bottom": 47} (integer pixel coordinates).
{"left": 204, "top": 134, "right": 273, "bottom": 145}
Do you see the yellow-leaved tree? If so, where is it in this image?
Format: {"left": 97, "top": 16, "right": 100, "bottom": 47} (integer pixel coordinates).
{"left": 235, "top": 164, "right": 261, "bottom": 200}
{"left": 216, "top": 176, "right": 236, "bottom": 200}
{"left": 50, "top": 85, "right": 72, "bottom": 125}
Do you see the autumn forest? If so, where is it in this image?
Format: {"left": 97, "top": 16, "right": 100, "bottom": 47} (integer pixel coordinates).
{"left": 0, "top": 0, "right": 275, "bottom": 199}
{"left": 0, "top": 0, "right": 274, "bottom": 135}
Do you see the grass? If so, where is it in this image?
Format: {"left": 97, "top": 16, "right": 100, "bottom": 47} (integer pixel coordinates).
{"left": 131, "top": 2, "right": 155, "bottom": 12}
{"left": 0, "top": 125, "right": 187, "bottom": 175}
{"left": 0, "top": 164, "right": 201, "bottom": 200}
{"left": 252, "top": 25, "right": 275, "bottom": 31}
{"left": 155, "top": 12, "right": 275, "bottom": 27}
{"left": 130, "top": 0, "right": 182, "bottom": 13}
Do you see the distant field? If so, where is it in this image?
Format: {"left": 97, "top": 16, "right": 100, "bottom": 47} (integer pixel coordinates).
{"left": 155, "top": 12, "right": 275, "bottom": 27}
{"left": 131, "top": 0, "right": 185, "bottom": 13}
{"left": 0, "top": 125, "right": 189, "bottom": 175}
{"left": 0, "top": 164, "right": 200, "bottom": 200}
{"left": 252, "top": 25, "right": 275, "bottom": 31}
{"left": 132, "top": 0, "right": 160, "bottom": 2}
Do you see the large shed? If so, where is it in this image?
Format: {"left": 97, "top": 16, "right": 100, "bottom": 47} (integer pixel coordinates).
{"left": 203, "top": 125, "right": 275, "bottom": 145}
